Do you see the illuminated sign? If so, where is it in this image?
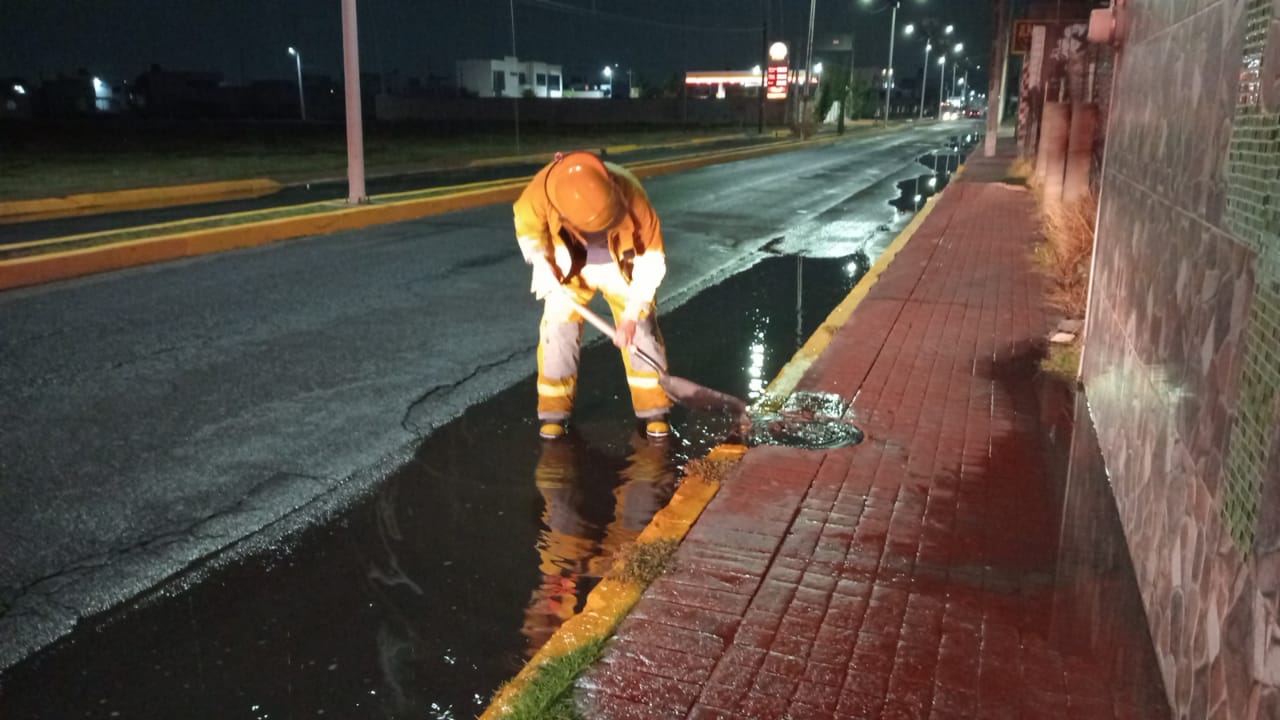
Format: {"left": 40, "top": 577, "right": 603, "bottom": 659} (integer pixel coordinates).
{"left": 766, "top": 64, "right": 788, "bottom": 100}
{"left": 769, "top": 42, "right": 788, "bottom": 62}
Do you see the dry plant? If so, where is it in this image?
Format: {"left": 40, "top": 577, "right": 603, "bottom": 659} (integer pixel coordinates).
{"left": 1005, "top": 155, "right": 1037, "bottom": 187}
{"left": 1036, "top": 191, "right": 1097, "bottom": 319}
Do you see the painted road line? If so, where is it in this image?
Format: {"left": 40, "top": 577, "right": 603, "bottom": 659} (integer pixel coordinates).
{"left": 0, "top": 179, "right": 282, "bottom": 225}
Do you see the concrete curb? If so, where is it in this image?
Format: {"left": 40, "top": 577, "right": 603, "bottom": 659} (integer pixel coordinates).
{"left": 0, "top": 179, "right": 282, "bottom": 224}
{"left": 0, "top": 131, "right": 867, "bottom": 292}
{"left": 478, "top": 170, "right": 948, "bottom": 719}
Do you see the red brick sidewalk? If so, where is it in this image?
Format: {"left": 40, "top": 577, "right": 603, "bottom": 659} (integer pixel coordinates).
{"left": 573, "top": 169, "right": 1167, "bottom": 718}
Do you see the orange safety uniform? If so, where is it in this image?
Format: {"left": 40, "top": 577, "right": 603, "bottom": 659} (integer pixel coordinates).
{"left": 513, "top": 154, "right": 672, "bottom": 421}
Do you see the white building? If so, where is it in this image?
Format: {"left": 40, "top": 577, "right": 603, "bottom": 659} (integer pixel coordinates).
{"left": 456, "top": 57, "right": 563, "bottom": 98}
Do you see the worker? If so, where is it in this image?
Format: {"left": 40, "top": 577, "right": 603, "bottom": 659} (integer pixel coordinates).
{"left": 513, "top": 151, "right": 672, "bottom": 440}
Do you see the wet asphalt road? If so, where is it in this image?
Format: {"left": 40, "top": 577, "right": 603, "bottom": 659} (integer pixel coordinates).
{"left": 0, "top": 122, "right": 980, "bottom": 686}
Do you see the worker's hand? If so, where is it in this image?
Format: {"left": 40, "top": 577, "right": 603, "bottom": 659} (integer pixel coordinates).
{"left": 530, "top": 259, "right": 559, "bottom": 299}
{"left": 614, "top": 318, "right": 637, "bottom": 349}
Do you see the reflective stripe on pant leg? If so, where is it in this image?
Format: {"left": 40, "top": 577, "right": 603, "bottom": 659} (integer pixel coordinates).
{"left": 603, "top": 292, "right": 672, "bottom": 418}
{"left": 538, "top": 298, "right": 585, "bottom": 420}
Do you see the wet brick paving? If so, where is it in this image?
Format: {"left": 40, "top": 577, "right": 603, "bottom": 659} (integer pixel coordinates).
{"left": 574, "top": 180, "right": 1170, "bottom": 719}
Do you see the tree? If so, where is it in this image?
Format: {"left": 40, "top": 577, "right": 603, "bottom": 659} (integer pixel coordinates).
{"left": 814, "top": 63, "right": 877, "bottom": 122}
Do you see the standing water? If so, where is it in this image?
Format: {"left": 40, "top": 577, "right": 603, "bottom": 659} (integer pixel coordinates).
{"left": 0, "top": 255, "right": 867, "bottom": 720}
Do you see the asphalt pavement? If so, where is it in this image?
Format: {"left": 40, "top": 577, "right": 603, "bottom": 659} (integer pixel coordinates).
{"left": 0, "top": 122, "right": 975, "bottom": 672}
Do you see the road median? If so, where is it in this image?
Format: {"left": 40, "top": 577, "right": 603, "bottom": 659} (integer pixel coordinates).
{"left": 0, "top": 179, "right": 282, "bottom": 225}
{"left": 0, "top": 129, "right": 883, "bottom": 291}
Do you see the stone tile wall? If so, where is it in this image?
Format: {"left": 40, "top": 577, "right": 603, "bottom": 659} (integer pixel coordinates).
{"left": 1082, "top": 0, "right": 1280, "bottom": 717}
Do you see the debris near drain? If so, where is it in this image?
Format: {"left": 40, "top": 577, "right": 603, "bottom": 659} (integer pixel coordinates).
{"left": 746, "top": 391, "right": 864, "bottom": 449}
{"left": 684, "top": 455, "right": 737, "bottom": 485}
{"left": 607, "top": 538, "right": 680, "bottom": 586}
{"left": 1050, "top": 331, "right": 1077, "bottom": 344}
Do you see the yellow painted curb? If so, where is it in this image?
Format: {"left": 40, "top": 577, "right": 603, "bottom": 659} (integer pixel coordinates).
{"left": 480, "top": 444, "right": 747, "bottom": 720}
{"left": 0, "top": 179, "right": 281, "bottom": 225}
{"left": 0, "top": 130, "right": 863, "bottom": 292}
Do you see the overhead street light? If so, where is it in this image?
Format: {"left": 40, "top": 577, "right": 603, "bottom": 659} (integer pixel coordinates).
{"left": 938, "top": 54, "right": 947, "bottom": 118}
{"left": 12, "top": 84, "right": 25, "bottom": 95}
{"left": 287, "top": 46, "right": 306, "bottom": 120}
{"left": 602, "top": 65, "right": 613, "bottom": 97}
{"left": 919, "top": 41, "right": 932, "bottom": 119}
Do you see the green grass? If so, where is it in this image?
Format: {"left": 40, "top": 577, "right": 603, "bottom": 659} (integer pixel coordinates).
{"left": 493, "top": 638, "right": 605, "bottom": 720}
{"left": 1042, "top": 342, "right": 1082, "bottom": 383}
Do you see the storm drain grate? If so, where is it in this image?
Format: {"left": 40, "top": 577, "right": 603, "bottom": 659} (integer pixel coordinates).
{"left": 748, "top": 391, "right": 864, "bottom": 449}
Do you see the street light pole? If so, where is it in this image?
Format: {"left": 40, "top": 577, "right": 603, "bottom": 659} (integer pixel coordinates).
{"left": 801, "top": 0, "right": 817, "bottom": 128}
{"left": 951, "top": 46, "right": 963, "bottom": 98}
{"left": 509, "top": 0, "right": 521, "bottom": 152}
{"left": 919, "top": 42, "right": 931, "bottom": 119}
{"left": 882, "top": 0, "right": 898, "bottom": 124}
{"left": 287, "top": 47, "right": 306, "bottom": 121}
{"left": 937, "top": 55, "right": 946, "bottom": 116}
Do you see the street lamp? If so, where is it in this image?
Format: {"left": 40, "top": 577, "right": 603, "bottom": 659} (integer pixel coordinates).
{"left": 951, "top": 44, "right": 964, "bottom": 99}
{"left": 862, "top": 0, "right": 902, "bottom": 125}
{"left": 813, "top": 62, "right": 824, "bottom": 76}
{"left": 602, "top": 65, "right": 613, "bottom": 97}
{"left": 905, "top": 20, "right": 951, "bottom": 119}
{"left": 937, "top": 55, "right": 947, "bottom": 118}
{"left": 287, "top": 46, "right": 306, "bottom": 120}
{"left": 12, "top": 84, "right": 25, "bottom": 95}
{"left": 919, "top": 42, "right": 931, "bottom": 118}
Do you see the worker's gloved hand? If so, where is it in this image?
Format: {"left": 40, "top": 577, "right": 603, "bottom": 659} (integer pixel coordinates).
{"left": 530, "top": 259, "right": 559, "bottom": 300}
{"left": 614, "top": 317, "right": 637, "bottom": 349}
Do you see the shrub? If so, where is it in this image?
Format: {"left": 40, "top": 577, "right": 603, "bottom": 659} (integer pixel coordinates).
{"left": 1036, "top": 191, "right": 1097, "bottom": 319}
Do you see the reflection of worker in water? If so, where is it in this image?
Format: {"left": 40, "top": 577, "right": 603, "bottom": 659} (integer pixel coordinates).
{"left": 521, "top": 431, "right": 677, "bottom": 656}
{"left": 512, "top": 151, "right": 673, "bottom": 441}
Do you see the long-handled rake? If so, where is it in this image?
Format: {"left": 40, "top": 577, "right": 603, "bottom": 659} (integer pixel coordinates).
{"left": 560, "top": 292, "right": 748, "bottom": 418}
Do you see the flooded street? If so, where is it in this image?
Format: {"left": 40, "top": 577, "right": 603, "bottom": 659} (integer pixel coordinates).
{"left": 0, "top": 255, "right": 866, "bottom": 719}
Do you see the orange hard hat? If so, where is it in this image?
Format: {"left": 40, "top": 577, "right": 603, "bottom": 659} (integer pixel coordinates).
{"left": 545, "top": 152, "right": 622, "bottom": 233}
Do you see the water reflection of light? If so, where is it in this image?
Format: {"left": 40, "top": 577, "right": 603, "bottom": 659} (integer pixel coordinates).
{"left": 747, "top": 340, "right": 767, "bottom": 399}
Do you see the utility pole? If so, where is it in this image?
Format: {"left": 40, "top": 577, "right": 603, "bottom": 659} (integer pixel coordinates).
{"left": 759, "top": 0, "right": 768, "bottom": 134}
{"left": 340, "top": 0, "right": 366, "bottom": 203}
{"left": 919, "top": 41, "right": 931, "bottom": 118}
{"left": 801, "top": 0, "right": 817, "bottom": 130}
{"left": 839, "top": 0, "right": 857, "bottom": 135}
{"left": 509, "top": 0, "right": 522, "bottom": 152}
{"left": 882, "top": 0, "right": 898, "bottom": 125}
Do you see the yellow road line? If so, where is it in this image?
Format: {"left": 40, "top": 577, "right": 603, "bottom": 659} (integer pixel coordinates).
{"left": 0, "top": 179, "right": 282, "bottom": 224}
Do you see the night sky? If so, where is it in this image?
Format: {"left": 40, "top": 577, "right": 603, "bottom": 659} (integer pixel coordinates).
{"left": 1, "top": 0, "right": 993, "bottom": 89}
